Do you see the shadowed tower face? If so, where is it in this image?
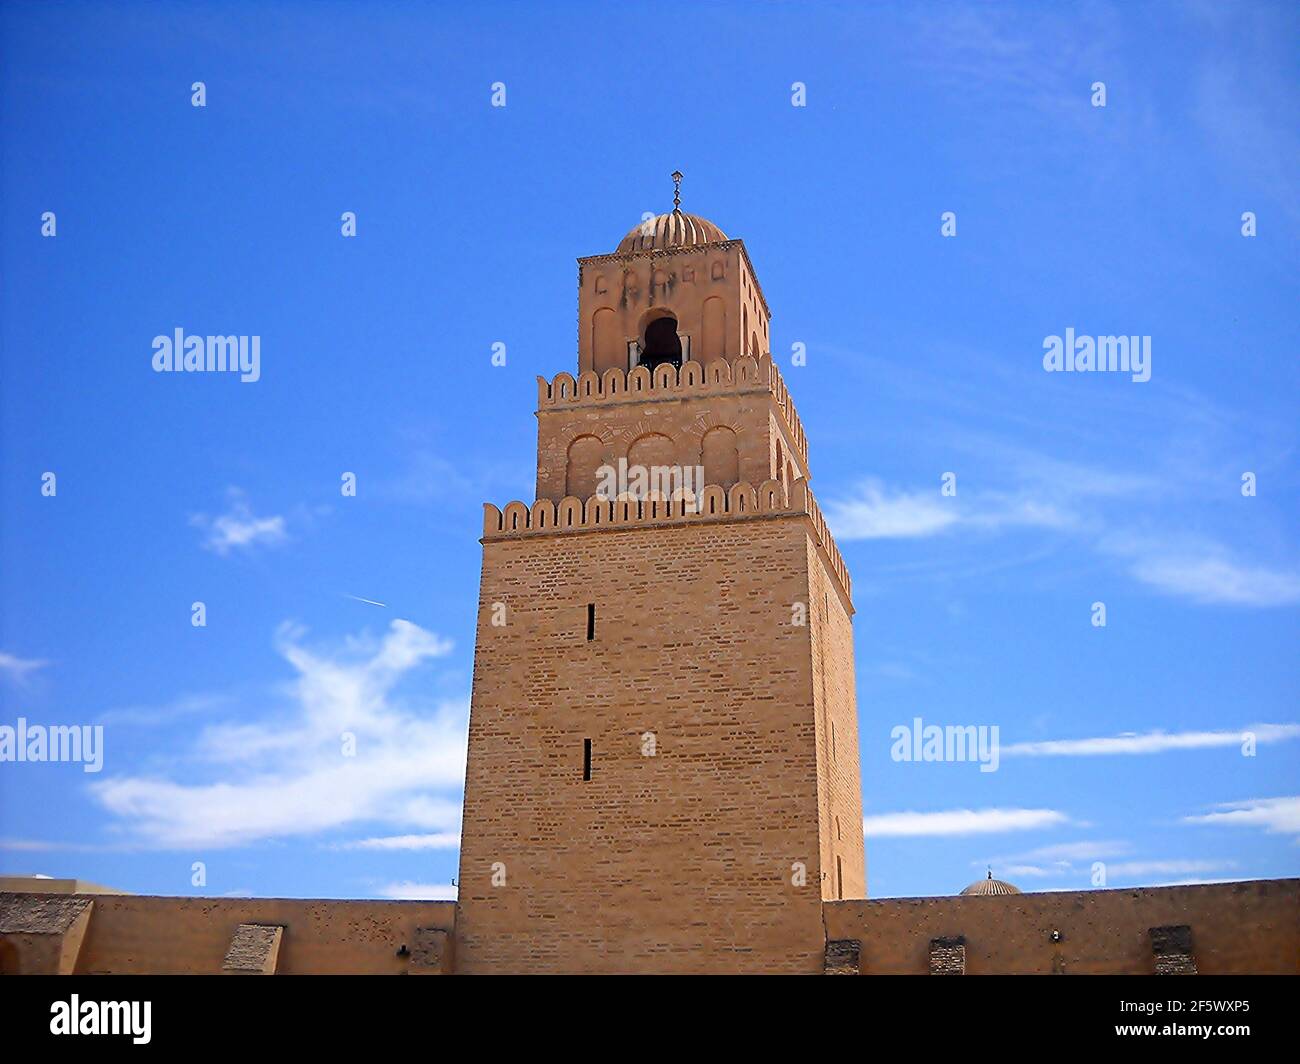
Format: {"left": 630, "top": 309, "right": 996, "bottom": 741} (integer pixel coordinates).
{"left": 454, "top": 183, "right": 864, "bottom": 974}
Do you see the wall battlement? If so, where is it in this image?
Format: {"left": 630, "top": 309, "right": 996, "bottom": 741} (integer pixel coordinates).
{"left": 536, "top": 353, "right": 809, "bottom": 468}
{"left": 482, "top": 476, "right": 851, "bottom": 604}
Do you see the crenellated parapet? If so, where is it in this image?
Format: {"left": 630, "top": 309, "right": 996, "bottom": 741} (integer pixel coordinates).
{"left": 482, "top": 476, "right": 850, "bottom": 603}
{"left": 536, "top": 353, "right": 809, "bottom": 469}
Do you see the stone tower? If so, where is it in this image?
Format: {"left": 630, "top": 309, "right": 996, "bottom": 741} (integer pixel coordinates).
{"left": 454, "top": 188, "right": 864, "bottom": 974}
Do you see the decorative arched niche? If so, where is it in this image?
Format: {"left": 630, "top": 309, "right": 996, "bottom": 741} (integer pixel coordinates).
{"left": 565, "top": 435, "right": 605, "bottom": 499}
{"left": 701, "top": 296, "right": 725, "bottom": 360}
{"left": 701, "top": 425, "right": 739, "bottom": 488}
{"left": 591, "top": 307, "right": 622, "bottom": 374}
{"left": 627, "top": 432, "right": 676, "bottom": 476}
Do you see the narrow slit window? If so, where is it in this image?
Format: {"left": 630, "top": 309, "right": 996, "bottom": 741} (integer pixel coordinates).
{"left": 837, "top": 856, "right": 844, "bottom": 900}
{"left": 586, "top": 603, "right": 595, "bottom": 641}
{"left": 583, "top": 738, "right": 592, "bottom": 781}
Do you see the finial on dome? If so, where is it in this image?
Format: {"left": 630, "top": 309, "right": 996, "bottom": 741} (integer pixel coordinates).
{"left": 987, "top": 867, "right": 993, "bottom": 879}
{"left": 671, "top": 170, "right": 683, "bottom": 212}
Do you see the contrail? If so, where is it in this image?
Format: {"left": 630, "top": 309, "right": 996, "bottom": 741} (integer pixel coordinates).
{"left": 344, "top": 594, "right": 388, "bottom": 608}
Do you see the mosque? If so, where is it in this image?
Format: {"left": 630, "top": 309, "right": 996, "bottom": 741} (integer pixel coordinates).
{"left": 2, "top": 182, "right": 1295, "bottom": 974}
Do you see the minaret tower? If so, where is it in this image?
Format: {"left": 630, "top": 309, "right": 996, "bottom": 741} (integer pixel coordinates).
{"left": 455, "top": 178, "right": 863, "bottom": 974}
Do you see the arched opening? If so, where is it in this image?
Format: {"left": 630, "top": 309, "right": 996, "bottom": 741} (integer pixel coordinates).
{"left": 639, "top": 315, "right": 682, "bottom": 372}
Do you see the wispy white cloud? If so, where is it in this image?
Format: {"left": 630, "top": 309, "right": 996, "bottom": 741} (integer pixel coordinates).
{"left": 863, "top": 807, "right": 1069, "bottom": 838}
{"left": 1099, "top": 525, "right": 1300, "bottom": 607}
{"left": 0, "top": 652, "right": 50, "bottom": 684}
{"left": 1189, "top": 2, "right": 1300, "bottom": 223}
{"left": 979, "top": 839, "right": 1132, "bottom": 877}
{"left": 374, "top": 438, "right": 526, "bottom": 508}
{"left": 821, "top": 332, "right": 1299, "bottom": 612}
{"left": 899, "top": 0, "right": 1129, "bottom": 165}
{"left": 1126, "top": 553, "right": 1300, "bottom": 607}
{"left": 334, "top": 833, "right": 459, "bottom": 852}
{"left": 190, "top": 489, "right": 288, "bottom": 555}
{"left": 0, "top": 837, "right": 122, "bottom": 854}
{"left": 1014, "top": 840, "right": 1132, "bottom": 863}
{"left": 976, "top": 842, "right": 1238, "bottom": 885}
{"left": 1181, "top": 797, "right": 1300, "bottom": 838}
{"left": 1143, "top": 876, "right": 1254, "bottom": 888}
{"left": 1105, "top": 859, "right": 1237, "bottom": 879}
{"left": 827, "top": 460, "right": 1300, "bottom": 608}
{"left": 825, "top": 479, "right": 1071, "bottom": 541}
{"left": 374, "top": 881, "right": 457, "bottom": 901}
{"left": 1003, "top": 724, "right": 1300, "bottom": 758}
{"left": 91, "top": 619, "right": 466, "bottom": 849}
{"left": 0, "top": 838, "right": 64, "bottom": 853}
{"left": 863, "top": 661, "right": 919, "bottom": 681}
{"left": 996, "top": 864, "right": 1063, "bottom": 879}
{"left": 825, "top": 483, "right": 956, "bottom": 539}
{"left": 97, "top": 692, "right": 234, "bottom": 728}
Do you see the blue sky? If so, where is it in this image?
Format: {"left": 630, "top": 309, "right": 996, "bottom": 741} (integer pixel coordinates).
{"left": 1, "top": 0, "right": 1296, "bottom": 900}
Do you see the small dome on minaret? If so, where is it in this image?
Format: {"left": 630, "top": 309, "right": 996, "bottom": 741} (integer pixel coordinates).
{"left": 615, "top": 170, "right": 728, "bottom": 253}
{"left": 616, "top": 210, "right": 728, "bottom": 253}
{"left": 960, "top": 869, "right": 1022, "bottom": 896}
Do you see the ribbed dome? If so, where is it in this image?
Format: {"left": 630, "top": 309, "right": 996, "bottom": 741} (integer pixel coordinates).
{"left": 960, "top": 872, "right": 1022, "bottom": 896}
{"left": 616, "top": 209, "right": 727, "bottom": 254}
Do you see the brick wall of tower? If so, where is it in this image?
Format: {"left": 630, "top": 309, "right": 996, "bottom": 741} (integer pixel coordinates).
{"left": 577, "top": 242, "right": 771, "bottom": 374}
{"left": 533, "top": 354, "right": 813, "bottom": 504}
{"left": 769, "top": 411, "right": 808, "bottom": 486}
{"left": 535, "top": 391, "right": 777, "bottom": 503}
{"left": 454, "top": 517, "right": 832, "bottom": 974}
{"left": 808, "top": 539, "right": 866, "bottom": 902}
